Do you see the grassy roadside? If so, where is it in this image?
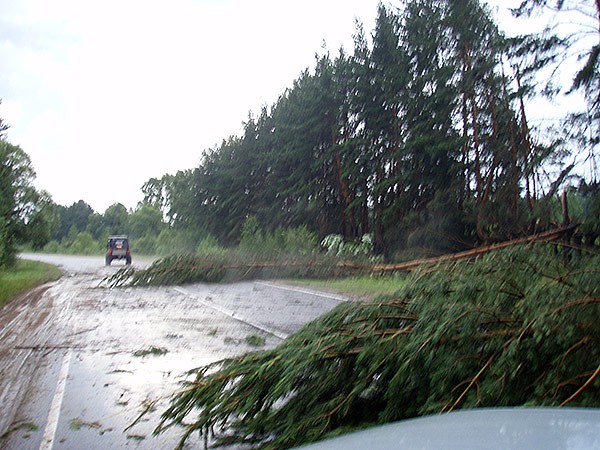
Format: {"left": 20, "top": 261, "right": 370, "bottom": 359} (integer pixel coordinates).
{"left": 0, "top": 259, "right": 62, "bottom": 308}
{"left": 285, "top": 274, "right": 409, "bottom": 300}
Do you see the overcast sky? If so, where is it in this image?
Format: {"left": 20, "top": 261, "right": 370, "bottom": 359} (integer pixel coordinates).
{"left": 0, "top": 0, "right": 583, "bottom": 213}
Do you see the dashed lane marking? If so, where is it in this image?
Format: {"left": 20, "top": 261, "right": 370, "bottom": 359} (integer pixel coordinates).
{"left": 254, "top": 281, "right": 349, "bottom": 301}
{"left": 173, "top": 287, "right": 289, "bottom": 340}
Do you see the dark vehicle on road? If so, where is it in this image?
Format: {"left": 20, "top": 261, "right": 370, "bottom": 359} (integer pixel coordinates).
{"left": 106, "top": 235, "right": 131, "bottom": 265}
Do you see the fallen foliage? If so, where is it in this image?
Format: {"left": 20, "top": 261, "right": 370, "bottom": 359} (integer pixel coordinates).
{"left": 155, "top": 243, "right": 600, "bottom": 449}
{"left": 104, "top": 253, "right": 346, "bottom": 288}
{"left": 104, "top": 227, "right": 577, "bottom": 289}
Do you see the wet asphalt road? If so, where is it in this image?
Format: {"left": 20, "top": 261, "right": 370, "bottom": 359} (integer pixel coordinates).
{"left": 1, "top": 254, "right": 347, "bottom": 449}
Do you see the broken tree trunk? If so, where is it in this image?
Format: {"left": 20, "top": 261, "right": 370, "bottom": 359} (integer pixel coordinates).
{"left": 340, "top": 225, "right": 580, "bottom": 274}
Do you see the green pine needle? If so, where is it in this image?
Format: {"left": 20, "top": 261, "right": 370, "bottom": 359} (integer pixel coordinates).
{"left": 155, "top": 243, "right": 600, "bottom": 449}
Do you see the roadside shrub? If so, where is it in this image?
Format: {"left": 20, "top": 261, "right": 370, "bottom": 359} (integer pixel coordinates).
{"left": 196, "top": 234, "right": 228, "bottom": 259}
{"left": 42, "top": 240, "right": 60, "bottom": 253}
{"left": 278, "top": 225, "right": 319, "bottom": 256}
{"left": 154, "top": 229, "right": 197, "bottom": 256}
{"left": 41, "top": 231, "right": 102, "bottom": 256}
{"left": 238, "top": 218, "right": 320, "bottom": 261}
{"left": 238, "top": 216, "right": 264, "bottom": 254}
{"left": 133, "top": 234, "right": 158, "bottom": 255}
{"left": 321, "top": 233, "right": 378, "bottom": 262}
{"left": 67, "top": 231, "right": 101, "bottom": 255}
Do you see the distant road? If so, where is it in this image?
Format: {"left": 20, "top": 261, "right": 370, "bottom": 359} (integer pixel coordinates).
{"left": 19, "top": 252, "right": 155, "bottom": 274}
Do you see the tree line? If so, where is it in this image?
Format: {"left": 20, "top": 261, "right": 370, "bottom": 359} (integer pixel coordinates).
{"left": 141, "top": 0, "right": 599, "bottom": 259}
{"left": 2, "top": 0, "right": 599, "bottom": 267}
{"left": 44, "top": 201, "right": 166, "bottom": 256}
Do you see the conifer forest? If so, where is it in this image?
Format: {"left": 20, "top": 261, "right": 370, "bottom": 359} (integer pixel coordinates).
{"left": 139, "top": 0, "right": 599, "bottom": 259}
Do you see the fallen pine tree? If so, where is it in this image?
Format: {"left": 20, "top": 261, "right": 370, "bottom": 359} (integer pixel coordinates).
{"left": 105, "top": 226, "right": 579, "bottom": 288}
{"left": 154, "top": 242, "right": 599, "bottom": 449}
{"left": 103, "top": 253, "right": 343, "bottom": 287}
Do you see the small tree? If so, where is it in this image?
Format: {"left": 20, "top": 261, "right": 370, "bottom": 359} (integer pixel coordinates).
{"left": 0, "top": 140, "right": 38, "bottom": 267}
{"left": 103, "top": 203, "right": 129, "bottom": 235}
{"left": 129, "top": 204, "right": 164, "bottom": 239}
{"left": 23, "top": 190, "right": 58, "bottom": 250}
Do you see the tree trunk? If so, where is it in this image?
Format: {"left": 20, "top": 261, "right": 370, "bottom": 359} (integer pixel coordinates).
{"left": 470, "top": 90, "right": 483, "bottom": 202}
{"left": 460, "top": 92, "right": 470, "bottom": 206}
{"left": 502, "top": 63, "right": 520, "bottom": 220}
{"left": 333, "top": 150, "right": 356, "bottom": 236}
{"left": 373, "top": 166, "right": 386, "bottom": 255}
{"left": 515, "top": 69, "right": 535, "bottom": 212}
{"left": 462, "top": 43, "right": 483, "bottom": 202}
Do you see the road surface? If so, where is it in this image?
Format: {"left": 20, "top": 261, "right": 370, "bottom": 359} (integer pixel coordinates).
{"left": 1, "top": 254, "right": 347, "bottom": 449}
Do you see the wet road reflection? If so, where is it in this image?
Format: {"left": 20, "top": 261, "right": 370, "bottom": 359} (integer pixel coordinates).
{"left": 2, "top": 254, "right": 346, "bottom": 449}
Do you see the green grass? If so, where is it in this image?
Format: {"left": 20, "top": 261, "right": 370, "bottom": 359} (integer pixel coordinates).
{"left": 245, "top": 335, "right": 266, "bottom": 347}
{"left": 286, "top": 273, "right": 409, "bottom": 299}
{"left": 69, "top": 418, "right": 101, "bottom": 431}
{"left": 133, "top": 346, "right": 168, "bottom": 357}
{"left": 0, "top": 259, "right": 62, "bottom": 308}
{"left": 0, "top": 422, "right": 39, "bottom": 440}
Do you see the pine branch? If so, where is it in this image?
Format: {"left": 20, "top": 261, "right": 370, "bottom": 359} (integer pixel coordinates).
{"left": 560, "top": 364, "right": 600, "bottom": 406}
{"left": 151, "top": 243, "right": 599, "bottom": 448}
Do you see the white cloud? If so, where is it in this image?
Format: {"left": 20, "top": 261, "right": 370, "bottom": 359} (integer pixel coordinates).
{"left": 1, "top": 0, "right": 381, "bottom": 212}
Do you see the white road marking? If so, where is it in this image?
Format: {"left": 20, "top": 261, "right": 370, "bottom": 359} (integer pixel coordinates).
{"left": 173, "top": 287, "right": 289, "bottom": 340}
{"left": 39, "top": 349, "right": 72, "bottom": 450}
{"left": 255, "top": 281, "right": 348, "bottom": 301}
